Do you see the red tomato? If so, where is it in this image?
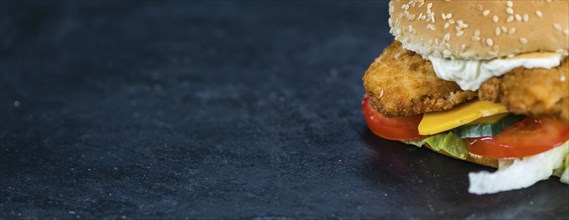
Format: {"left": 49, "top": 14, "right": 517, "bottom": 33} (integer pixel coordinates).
{"left": 467, "top": 117, "right": 569, "bottom": 159}
{"left": 361, "top": 95, "right": 424, "bottom": 140}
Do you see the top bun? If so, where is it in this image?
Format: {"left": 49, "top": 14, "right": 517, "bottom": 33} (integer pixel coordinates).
{"left": 388, "top": 0, "right": 569, "bottom": 60}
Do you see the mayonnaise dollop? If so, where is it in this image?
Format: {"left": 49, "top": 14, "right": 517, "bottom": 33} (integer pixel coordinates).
{"left": 428, "top": 53, "right": 564, "bottom": 91}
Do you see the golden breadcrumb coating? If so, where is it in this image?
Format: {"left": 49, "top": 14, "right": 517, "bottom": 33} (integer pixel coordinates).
{"left": 363, "top": 40, "right": 569, "bottom": 122}
{"left": 479, "top": 57, "right": 569, "bottom": 122}
{"left": 362, "top": 41, "right": 476, "bottom": 117}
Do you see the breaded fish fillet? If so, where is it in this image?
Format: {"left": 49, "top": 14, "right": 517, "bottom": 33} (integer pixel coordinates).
{"left": 479, "top": 57, "right": 569, "bottom": 122}
{"left": 363, "top": 41, "right": 476, "bottom": 117}
{"left": 364, "top": 40, "right": 569, "bottom": 121}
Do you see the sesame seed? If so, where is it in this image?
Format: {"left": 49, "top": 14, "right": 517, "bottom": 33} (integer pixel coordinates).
{"left": 449, "top": 19, "right": 455, "bottom": 24}
{"left": 410, "top": 0, "right": 417, "bottom": 7}
{"left": 476, "top": 5, "right": 483, "bottom": 11}
{"left": 501, "top": 26, "right": 507, "bottom": 32}
{"left": 443, "top": 50, "right": 452, "bottom": 57}
{"left": 507, "top": 1, "right": 513, "bottom": 7}
{"left": 445, "top": 43, "right": 451, "bottom": 49}
{"left": 536, "top": 10, "right": 543, "bottom": 17}
{"left": 564, "top": 29, "right": 569, "bottom": 36}
{"left": 506, "top": 8, "right": 514, "bottom": 15}
{"left": 433, "top": 50, "right": 442, "bottom": 57}
{"left": 426, "top": 24, "right": 436, "bottom": 31}
{"left": 427, "top": 3, "right": 432, "bottom": 9}
{"left": 444, "top": 33, "right": 451, "bottom": 41}
{"left": 472, "top": 36, "right": 481, "bottom": 42}
{"left": 515, "top": 14, "right": 522, "bottom": 22}
{"left": 483, "top": 10, "right": 490, "bottom": 16}
{"left": 493, "top": 15, "right": 499, "bottom": 23}
{"left": 493, "top": 45, "right": 500, "bottom": 52}
{"left": 507, "top": 16, "right": 514, "bottom": 23}
{"left": 508, "top": 27, "right": 516, "bottom": 35}
{"left": 461, "top": 44, "right": 467, "bottom": 50}
{"left": 495, "top": 27, "right": 501, "bottom": 36}
{"left": 519, "top": 37, "right": 528, "bottom": 44}
{"left": 457, "top": 31, "right": 464, "bottom": 37}
{"left": 486, "top": 38, "right": 494, "bottom": 47}
{"left": 554, "top": 24, "right": 562, "bottom": 31}
{"left": 444, "top": 23, "right": 450, "bottom": 29}
{"left": 474, "top": 29, "right": 481, "bottom": 36}
{"left": 523, "top": 14, "right": 529, "bottom": 22}
{"left": 441, "top": 13, "right": 453, "bottom": 20}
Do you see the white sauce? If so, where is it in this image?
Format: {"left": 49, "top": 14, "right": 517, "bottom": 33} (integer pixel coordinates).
{"left": 428, "top": 54, "right": 564, "bottom": 91}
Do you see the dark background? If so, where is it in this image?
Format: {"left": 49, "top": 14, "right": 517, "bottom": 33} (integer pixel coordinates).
{"left": 1, "top": 1, "right": 568, "bottom": 219}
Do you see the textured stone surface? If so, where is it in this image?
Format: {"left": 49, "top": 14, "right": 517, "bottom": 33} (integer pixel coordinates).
{"left": 1, "top": 1, "right": 567, "bottom": 219}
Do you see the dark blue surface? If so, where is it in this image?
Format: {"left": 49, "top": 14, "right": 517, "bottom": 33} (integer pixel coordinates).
{"left": 1, "top": 1, "right": 568, "bottom": 219}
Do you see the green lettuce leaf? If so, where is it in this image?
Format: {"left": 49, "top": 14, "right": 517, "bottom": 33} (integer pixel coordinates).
{"left": 402, "top": 132, "right": 468, "bottom": 160}
{"left": 553, "top": 151, "right": 569, "bottom": 178}
{"left": 469, "top": 141, "right": 569, "bottom": 194}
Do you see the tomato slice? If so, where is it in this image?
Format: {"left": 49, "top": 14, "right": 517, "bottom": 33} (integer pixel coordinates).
{"left": 361, "top": 95, "right": 425, "bottom": 140}
{"left": 467, "top": 117, "right": 569, "bottom": 159}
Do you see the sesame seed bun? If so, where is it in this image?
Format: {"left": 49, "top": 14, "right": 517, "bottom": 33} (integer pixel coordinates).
{"left": 422, "top": 143, "right": 498, "bottom": 168}
{"left": 388, "top": 0, "right": 569, "bottom": 60}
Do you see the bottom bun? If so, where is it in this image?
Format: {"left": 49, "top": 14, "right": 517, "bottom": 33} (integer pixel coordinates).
{"left": 421, "top": 143, "right": 499, "bottom": 168}
{"left": 413, "top": 140, "right": 566, "bottom": 178}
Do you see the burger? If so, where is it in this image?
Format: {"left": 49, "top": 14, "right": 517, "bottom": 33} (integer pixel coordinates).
{"left": 362, "top": 0, "right": 569, "bottom": 194}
